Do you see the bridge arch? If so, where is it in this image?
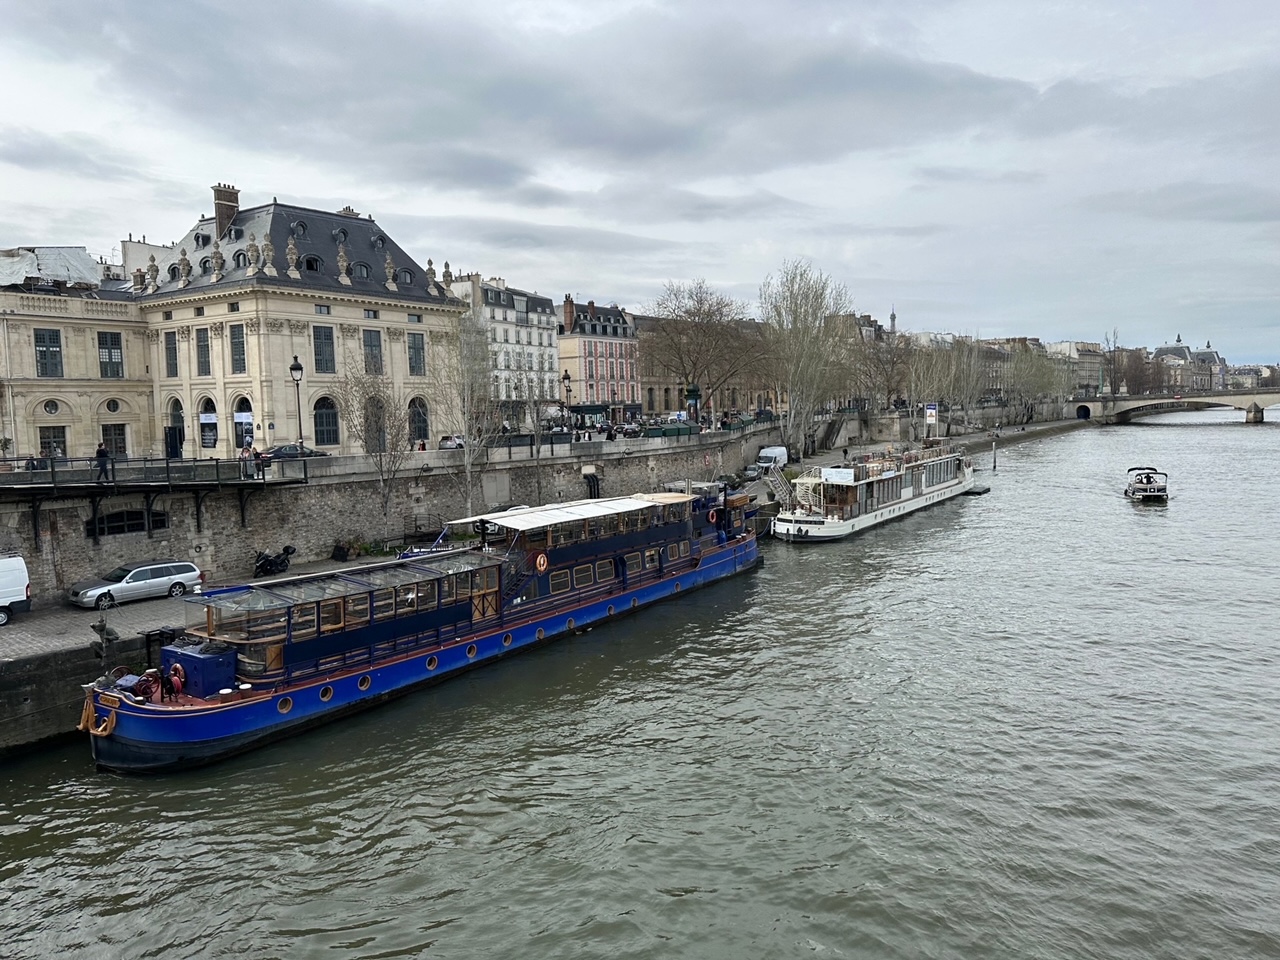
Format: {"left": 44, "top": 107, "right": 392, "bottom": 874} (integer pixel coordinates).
{"left": 1075, "top": 405, "right": 1092, "bottom": 420}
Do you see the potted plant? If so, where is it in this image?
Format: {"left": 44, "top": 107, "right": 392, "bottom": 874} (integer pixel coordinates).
{"left": 0, "top": 437, "right": 12, "bottom": 472}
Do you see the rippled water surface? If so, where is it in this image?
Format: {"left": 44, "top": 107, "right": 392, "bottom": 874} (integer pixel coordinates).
{"left": 4, "top": 410, "right": 1279, "bottom": 959}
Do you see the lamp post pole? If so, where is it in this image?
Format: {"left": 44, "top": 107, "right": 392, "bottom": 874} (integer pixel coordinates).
{"left": 290, "top": 355, "right": 304, "bottom": 446}
{"left": 562, "top": 369, "right": 572, "bottom": 422}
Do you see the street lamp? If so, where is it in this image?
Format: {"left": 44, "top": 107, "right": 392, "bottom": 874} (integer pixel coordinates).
{"left": 289, "top": 355, "right": 304, "bottom": 446}
{"left": 562, "top": 369, "right": 572, "bottom": 418}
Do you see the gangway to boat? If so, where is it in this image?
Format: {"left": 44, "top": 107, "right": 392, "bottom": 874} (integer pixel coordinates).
{"left": 763, "top": 465, "right": 795, "bottom": 509}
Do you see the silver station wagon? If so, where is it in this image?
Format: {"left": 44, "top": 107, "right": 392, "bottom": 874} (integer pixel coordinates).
{"left": 68, "top": 559, "right": 205, "bottom": 609}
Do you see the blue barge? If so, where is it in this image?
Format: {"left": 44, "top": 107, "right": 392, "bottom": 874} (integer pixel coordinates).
{"left": 81, "top": 491, "right": 759, "bottom": 772}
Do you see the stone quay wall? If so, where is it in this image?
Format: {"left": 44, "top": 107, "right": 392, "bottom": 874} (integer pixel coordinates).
{"left": 0, "top": 425, "right": 783, "bottom": 608}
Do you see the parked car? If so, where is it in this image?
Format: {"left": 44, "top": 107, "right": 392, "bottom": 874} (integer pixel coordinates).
{"left": 68, "top": 559, "right": 205, "bottom": 609}
{"left": 621, "top": 423, "right": 643, "bottom": 438}
{"left": 260, "top": 443, "right": 330, "bottom": 463}
{"left": 438, "top": 435, "right": 466, "bottom": 449}
{"left": 0, "top": 555, "right": 32, "bottom": 626}
{"left": 743, "top": 464, "right": 763, "bottom": 482}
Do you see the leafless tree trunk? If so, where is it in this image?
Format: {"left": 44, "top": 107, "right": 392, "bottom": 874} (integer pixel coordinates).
{"left": 330, "top": 367, "right": 413, "bottom": 538}
{"left": 425, "top": 309, "right": 506, "bottom": 515}
{"left": 759, "top": 259, "right": 852, "bottom": 460}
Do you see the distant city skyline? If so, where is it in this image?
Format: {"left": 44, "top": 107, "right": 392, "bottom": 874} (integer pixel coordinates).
{"left": 1, "top": 1, "right": 1276, "bottom": 362}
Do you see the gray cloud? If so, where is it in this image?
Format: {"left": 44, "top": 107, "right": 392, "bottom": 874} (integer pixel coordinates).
{"left": 915, "top": 166, "right": 1044, "bottom": 185}
{"left": 1079, "top": 182, "right": 1280, "bottom": 223}
{"left": 0, "top": 127, "right": 143, "bottom": 182}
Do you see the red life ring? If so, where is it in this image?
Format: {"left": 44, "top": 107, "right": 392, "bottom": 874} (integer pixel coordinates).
{"left": 708, "top": 509, "right": 718, "bottom": 524}
{"left": 535, "top": 552, "right": 549, "bottom": 573}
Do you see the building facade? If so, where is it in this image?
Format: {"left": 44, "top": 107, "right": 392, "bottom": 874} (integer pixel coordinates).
{"left": 448, "top": 273, "right": 559, "bottom": 428}
{"left": 1, "top": 186, "right": 468, "bottom": 462}
{"left": 558, "top": 296, "right": 641, "bottom": 423}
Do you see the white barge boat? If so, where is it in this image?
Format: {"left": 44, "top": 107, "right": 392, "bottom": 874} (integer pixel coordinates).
{"left": 770, "top": 440, "right": 974, "bottom": 543}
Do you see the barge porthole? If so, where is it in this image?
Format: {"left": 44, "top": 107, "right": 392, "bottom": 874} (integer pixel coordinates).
{"left": 536, "top": 628, "right": 545, "bottom": 640}
{"left": 503, "top": 633, "right": 513, "bottom": 646}
{"left": 567, "top": 618, "right": 575, "bottom": 630}
{"left": 277, "top": 697, "right": 293, "bottom": 714}
{"left": 675, "top": 582, "right": 682, "bottom": 592}
{"left": 319, "top": 686, "right": 333, "bottom": 702}
{"left": 426, "top": 656, "right": 438, "bottom": 671}
{"left": 608, "top": 604, "right": 615, "bottom": 615}
{"left": 466, "top": 644, "right": 478, "bottom": 658}
{"left": 631, "top": 598, "right": 638, "bottom": 609}
{"left": 358, "top": 675, "right": 372, "bottom": 691}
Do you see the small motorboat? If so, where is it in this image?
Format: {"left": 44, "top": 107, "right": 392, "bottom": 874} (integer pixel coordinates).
{"left": 1124, "top": 466, "right": 1168, "bottom": 502}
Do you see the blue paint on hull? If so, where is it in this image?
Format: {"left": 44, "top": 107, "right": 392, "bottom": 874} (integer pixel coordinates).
{"left": 90, "top": 536, "right": 759, "bottom": 772}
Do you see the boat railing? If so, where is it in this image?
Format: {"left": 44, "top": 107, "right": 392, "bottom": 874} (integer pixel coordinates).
{"left": 763, "top": 465, "right": 795, "bottom": 509}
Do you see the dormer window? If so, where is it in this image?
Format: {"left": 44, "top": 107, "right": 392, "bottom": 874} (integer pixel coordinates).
{"left": 372, "top": 235, "right": 386, "bottom": 250}
{"left": 233, "top": 250, "right": 248, "bottom": 269}
{"left": 168, "top": 264, "right": 180, "bottom": 281}
{"left": 200, "top": 258, "right": 212, "bottom": 275}
{"left": 293, "top": 221, "right": 307, "bottom": 238}
{"left": 355, "top": 263, "right": 370, "bottom": 279}
{"left": 398, "top": 269, "right": 414, "bottom": 284}
{"left": 304, "top": 256, "right": 322, "bottom": 272}
{"left": 333, "top": 228, "right": 348, "bottom": 244}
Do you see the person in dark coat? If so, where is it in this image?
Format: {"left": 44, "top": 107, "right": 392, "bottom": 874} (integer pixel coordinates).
{"left": 94, "top": 442, "right": 110, "bottom": 481}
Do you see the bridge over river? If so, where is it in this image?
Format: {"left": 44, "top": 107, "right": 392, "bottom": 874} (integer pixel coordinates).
{"left": 1074, "top": 388, "right": 1280, "bottom": 423}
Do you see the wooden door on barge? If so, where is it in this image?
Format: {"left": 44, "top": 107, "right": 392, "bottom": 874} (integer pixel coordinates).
{"left": 472, "top": 566, "right": 500, "bottom": 620}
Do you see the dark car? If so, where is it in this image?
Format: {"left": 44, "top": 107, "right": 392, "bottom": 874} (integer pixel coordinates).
{"left": 621, "top": 423, "right": 643, "bottom": 438}
{"left": 261, "top": 443, "right": 330, "bottom": 463}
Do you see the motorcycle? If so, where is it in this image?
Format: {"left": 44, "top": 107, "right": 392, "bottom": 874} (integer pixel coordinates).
{"left": 253, "top": 544, "right": 296, "bottom": 578}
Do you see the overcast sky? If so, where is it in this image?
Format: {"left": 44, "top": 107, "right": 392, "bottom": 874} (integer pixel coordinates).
{"left": 1, "top": 0, "right": 1277, "bottom": 361}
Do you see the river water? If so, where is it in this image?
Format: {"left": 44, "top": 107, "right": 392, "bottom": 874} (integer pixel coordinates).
{"left": 3, "top": 409, "right": 1278, "bottom": 959}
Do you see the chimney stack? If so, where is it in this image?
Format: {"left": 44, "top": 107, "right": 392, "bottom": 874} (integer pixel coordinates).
{"left": 212, "top": 182, "right": 240, "bottom": 240}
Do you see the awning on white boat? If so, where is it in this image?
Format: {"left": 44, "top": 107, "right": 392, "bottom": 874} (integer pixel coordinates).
{"left": 451, "top": 494, "right": 694, "bottom": 532}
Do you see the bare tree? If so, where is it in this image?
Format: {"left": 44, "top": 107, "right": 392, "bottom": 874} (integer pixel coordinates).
{"left": 865, "top": 329, "right": 913, "bottom": 413}
{"left": 1102, "top": 328, "right": 1123, "bottom": 396}
{"left": 759, "top": 259, "right": 852, "bottom": 459}
{"left": 330, "top": 366, "right": 413, "bottom": 537}
{"left": 944, "top": 337, "right": 987, "bottom": 433}
{"left": 644, "top": 279, "right": 766, "bottom": 422}
{"left": 425, "top": 309, "right": 505, "bottom": 515}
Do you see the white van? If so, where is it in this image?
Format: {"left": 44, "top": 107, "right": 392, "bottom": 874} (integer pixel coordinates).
{"left": 0, "top": 555, "right": 32, "bottom": 626}
{"left": 755, "top": 445, "right": 789, "bottom": 471}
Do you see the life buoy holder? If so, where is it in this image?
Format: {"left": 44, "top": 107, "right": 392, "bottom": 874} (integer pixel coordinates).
{"left": 535, "top": 552, "right": 549, "bottom": 573}
{"left": 708, "top": 509, "right": 718, "bottom": 524}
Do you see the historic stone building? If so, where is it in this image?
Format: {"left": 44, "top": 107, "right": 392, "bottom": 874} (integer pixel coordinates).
{"left": 0, "top": 247, "right": 149, "bottom": 462}
{"left": 132, "top": 184, "right": 465, "bottom": 457}
{"left": 448, "top": 273, "right": 559, "bottom": 427}
{"left": 0, "top": 185, "right": 468, "bottom": 462}
{"left": 558, "top": 295, "right": 641, "bottom": 423}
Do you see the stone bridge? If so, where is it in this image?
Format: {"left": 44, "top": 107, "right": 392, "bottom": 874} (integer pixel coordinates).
{"left": 1073, "top": 388, "right": 1280, "bottom": 424}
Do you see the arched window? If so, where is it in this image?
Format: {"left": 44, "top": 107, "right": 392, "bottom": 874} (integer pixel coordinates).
{"left": 313, "top": 397, "right": 339, "bottom": 446}
{"left": 355, "top": 262, "right": 370, "bottom": 279}
{"left": 663, "top": 387, "right": 671, "bottom": 411}
{"left": 233, "top": 396, "right": 254, "bottom": 449}
{"left": 293, "top": 221, "right": 307, "bottom": 238}
{"left": 304, "top": 256, "right": 322, "bottom": 272}
{"left": 233, "top": 250, "right": 248, "bottom": 269}
{"left": 363, "top": 397, "right": 387, "bottom": 453}
{"left": 169, "top": 398, "right": 184, "bottom": 427}
{"left": 398, "top": 269, "right": 414, "bottom": 284}
{"left": 409, "top": 398, "right": 430, "bottom": 443}
{"left": 200, "top": 258, "right": 212, "bottom": 275}
{"left": 646, "top": 387, "right": 655, "bottom": 412}
{"left": 198, "top": 397, "right": 218, "bottom": 448}
{"left": 168, "top": 264, "right": 180, "bottom": 281}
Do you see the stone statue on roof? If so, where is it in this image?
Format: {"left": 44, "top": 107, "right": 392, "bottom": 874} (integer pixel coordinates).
{"left": 178, "top": 248, "right": 192, "bottom": 285}
{"left": 245, "top": 232, "right": 260, "bottom": 270}
{"left": 286, "top": 234, "right": 299, "bottom": 271}
{"left": 384, "top": 251, "right": 396, "bottom": 283}
{"left": 146, "top": 254, "right": 159, "bottom": 288}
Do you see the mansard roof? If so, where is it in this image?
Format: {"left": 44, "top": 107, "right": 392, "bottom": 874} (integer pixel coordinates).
{"left": 135, "top": 201, "right": 462, "bottom": 309}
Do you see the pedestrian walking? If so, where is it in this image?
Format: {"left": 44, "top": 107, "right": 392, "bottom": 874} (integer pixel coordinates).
{"left": 94, "top": 442, "right": 110, "bottom": 482}
{"left": 252, "top": 446, "right": 264, "bottom": 479}
{"left": 239, "top": 444, "right": 253, "bottom": 479}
